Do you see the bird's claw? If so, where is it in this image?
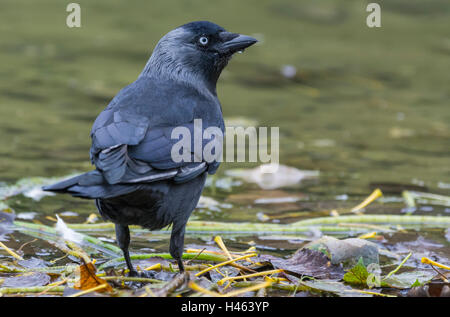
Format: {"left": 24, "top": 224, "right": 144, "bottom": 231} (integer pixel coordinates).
{"left": 179, "top": 271, "right": 190, "bottom": 284}
{"left": 127, "top": 269, "right": 157, "bottom": 279}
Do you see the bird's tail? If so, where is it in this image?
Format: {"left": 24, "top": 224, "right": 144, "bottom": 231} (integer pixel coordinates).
{"left": 42, "top": 170, "right": 138, "bottom": 199}
{"left": 42, "top": 174, "right": 85, "bottom": 193}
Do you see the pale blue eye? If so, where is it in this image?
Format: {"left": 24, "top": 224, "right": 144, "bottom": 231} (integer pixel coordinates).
{"left": 199, "top": 36, "right": 209, "bottom": 45}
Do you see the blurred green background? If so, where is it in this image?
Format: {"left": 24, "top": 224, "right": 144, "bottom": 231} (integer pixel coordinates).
{"left": 0, "top": 0, "right": 449, "bottom": 200}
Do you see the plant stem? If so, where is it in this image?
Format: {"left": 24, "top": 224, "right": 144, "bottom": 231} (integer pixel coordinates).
{"left": 232, "top": 281, "right": 307, "bottom": 292}
{"left": 98, "top": 252, "right": 229, "bottom": 271}
{"left": 291, "top": 214, "right": 450, "bottom": 226}
{"left": 0, "top": 286, "right": 65, "bottom": 294}
{"left": 101, "top": 276, "right": 164, "bottom": 283}
{"left": 0, "top": 263, "right": 77, "bottom": 274}
{"left": 63, "top": 215, "right": 450, "bottom": 233}
{"left": 383, "top": 252, "right": 412, "bottom": 280}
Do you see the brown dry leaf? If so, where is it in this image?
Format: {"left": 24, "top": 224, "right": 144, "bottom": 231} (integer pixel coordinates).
{"left": 257, "top": 248, "right": 344, "bottom": 279}
{"left": 74, "top": 262, "right": 113, "bottom": 292}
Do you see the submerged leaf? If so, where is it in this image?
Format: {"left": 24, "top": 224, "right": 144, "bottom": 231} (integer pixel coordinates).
{"left": 0, "top": 211, "right": 15, "bottom": 238}
{"left": 382, "top": 271, "right": 435, "bottom": 289}
{"left": 258, "top": 248, "right": 344, "bottom": 279}
{"left": 18, "top": 257, "right": 48, "bottom": 269}
{"left": 300, "top": 279, "right": 372, "bottom": 297}
{"left": 2, "top": 272, "right": 50, "bottom": 288}
{"left": 0, "top": 211, "right": 14, "bottom": 225}
{"left": 209, "top": 266, "right": 240, "bottom": 284}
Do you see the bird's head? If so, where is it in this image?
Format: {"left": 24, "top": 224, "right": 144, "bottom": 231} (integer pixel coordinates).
{"left": 142, "top": 21, "right": 257, "bottom": 95}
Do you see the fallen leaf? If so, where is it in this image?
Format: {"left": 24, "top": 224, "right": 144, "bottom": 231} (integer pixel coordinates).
{"left": 300, "top": 279, "right": 372, "bottom": 297}
{"left": 257, "top": 248, "right": 344, "bottom": 279}
{"left": 2, "top": 272, "right": 50, "bottom": 288}
{"left": 209, "top": 266, "right": 240, "bottom": 284}
{"left": 343, "top": 258, "right": 370, "bottom": 286}
{"left": 382, "top": 271, "right": 435, "bottom": 289}
{"left": 18, "top": 257, "right": 48, "bottom": 269}
{"left": 74, "top": 262, "right": 112, "bottom": 292}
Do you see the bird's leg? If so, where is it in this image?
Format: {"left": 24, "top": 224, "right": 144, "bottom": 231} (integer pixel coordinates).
{"left": 169, "top": 224, "right": 188, "bottom": 277}
{"left": 115, "top": 224, "right": 137, "bottom": 276}
{"left": 176, "top": 258, "right": 185, "bottom": 273}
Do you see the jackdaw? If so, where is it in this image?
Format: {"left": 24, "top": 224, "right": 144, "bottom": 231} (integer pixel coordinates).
{"left": 43, "top": 21, "right": 257, "bottom": 275}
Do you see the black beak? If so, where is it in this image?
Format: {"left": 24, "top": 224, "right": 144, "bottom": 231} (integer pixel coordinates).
{"left": 219, "top": 32, "right": 258, "bottom": 55}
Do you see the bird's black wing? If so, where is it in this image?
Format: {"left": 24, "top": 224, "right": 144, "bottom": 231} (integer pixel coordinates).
{"left": 89, "top": 79, "right": 223, "bottom": 186}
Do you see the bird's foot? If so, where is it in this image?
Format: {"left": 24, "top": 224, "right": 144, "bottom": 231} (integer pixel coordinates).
{"left": 178, "top": 270, "right": 190, "bottom": 284}
{"left": 127, "top": 269, "right": 157, "bottom": 279}
{"left": 122, "top": 269, "right": 158, "bottom": 289}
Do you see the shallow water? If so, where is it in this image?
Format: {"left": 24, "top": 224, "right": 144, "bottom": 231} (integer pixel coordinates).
{"left": 0, "top": 0, "right": 449, "bottom": 295}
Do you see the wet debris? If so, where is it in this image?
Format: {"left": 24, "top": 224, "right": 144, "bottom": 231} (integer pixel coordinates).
{"left": 2, "top": 272, "right": 50, "bottom": 288}
{"left": 226, "top": 164, "right": 319, "bottom": 190}
{"left": 257, "top": 248, "right": 344, "bottom": 280}
{"left": 408, "top": 280, "right": 450, "bottom": 297}
{"left": 304, "top": 236, "right": 379, "bottom": 267}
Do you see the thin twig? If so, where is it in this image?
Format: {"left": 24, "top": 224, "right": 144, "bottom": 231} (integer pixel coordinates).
{"left": 195, "top": 254, "right": 257, "bottom": 277}
{"left": 430, "top": 265, "right": 449, "bottom": 283}
{"left": 185, "top": 248, "right": 206, "bottom": 265}
{"left": 68, "top": 284, "right": 109, "bottom": 297}
{"left": 101, "top": 276, "right": 164, "bottom": 284}
{"left": 217, "top": 269, "right": 283, "bottom": 286}
{"left": 17, "top": 238, "right": 37, "bottom": 253}
{"left": 37, "top": 279, "right": 68, "bottom": 296}
{"left": 0, "top": 241, "right": 23, "bottom": 260}
{"left": 151, "top": 273, "right": 187, "bottom": 297}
